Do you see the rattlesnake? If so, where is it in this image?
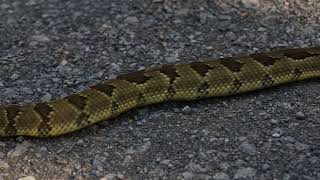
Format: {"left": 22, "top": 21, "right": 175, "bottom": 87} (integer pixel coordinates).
{"left": 0, "top": 47, "right": 319, "bottom": 137}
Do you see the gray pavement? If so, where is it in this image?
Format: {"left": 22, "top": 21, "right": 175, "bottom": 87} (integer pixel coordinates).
{"left": 0, "top": 0, "right": 320, "bottom": 179}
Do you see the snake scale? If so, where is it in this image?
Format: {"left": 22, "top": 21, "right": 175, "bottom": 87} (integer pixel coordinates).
{"left": 1, "top": 47, "right": 320, "bottom": 137}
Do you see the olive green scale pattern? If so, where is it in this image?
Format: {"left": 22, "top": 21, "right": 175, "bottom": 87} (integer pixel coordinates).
{"left": 0, "top": 47, "right": 320, "bottom": 137}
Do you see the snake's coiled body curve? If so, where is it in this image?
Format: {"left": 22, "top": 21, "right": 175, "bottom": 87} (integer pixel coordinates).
{"left": 1, "top": 47, "right": 320, "bottom": 137}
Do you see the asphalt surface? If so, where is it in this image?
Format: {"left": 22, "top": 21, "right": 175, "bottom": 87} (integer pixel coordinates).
{"left": 0, "top": 0, "right": 320, "bottom": 179}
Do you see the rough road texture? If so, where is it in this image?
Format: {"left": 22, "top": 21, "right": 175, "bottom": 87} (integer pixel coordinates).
{"left": 0, "top": 0, "right": 320, "bottom": 179}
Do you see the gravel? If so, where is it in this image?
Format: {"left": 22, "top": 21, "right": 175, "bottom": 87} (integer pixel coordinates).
{"left": 0, "top": 0, "right": 320, "bottom": 179}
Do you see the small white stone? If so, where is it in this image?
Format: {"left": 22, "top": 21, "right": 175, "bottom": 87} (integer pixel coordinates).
{"left": 124, "top": 16, "right": 139, "bottom": 24}
{"left": 272, "top": 132, "right": 281, "bottom": 138}
{"left": 18, "top": 176, "right": 36, "bottom": 180}
{"left": 213, "top": 172, "right": 230, "bottom": 180}
{"left": 0, "top": 160, "right": 9, "bottom": 171}
{"left": 31, "top": 34, "right": 50, "bottom": 42}
{"left": 234, "top": 167, "right": 256, "bottom": 179}
{"left": 41, "top": 93, "right": 52, "bottom": 102}
{"left": 295, "top": 111, "right": 306, "bottom": 120}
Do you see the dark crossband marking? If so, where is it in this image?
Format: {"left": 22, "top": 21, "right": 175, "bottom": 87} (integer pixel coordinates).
{"left": 0, "top": 108, "right": 8, "bottom": 130}
{"left": 6, "top": 105, "right": 21, "bottom": 122}
{"left": 76, "top": 112, "right": 91, "bottom": 126}
{"left": 309, "top": 47, "right": 320, "bottom": 55}
{"left": 250, "top": 53, "right": 278, "bottom": 66}
{"left": 64, "top": 94, "right": 91, "bottom": 127}
{"left": 308, "top": 47, "right": 320, "bottom": 53}
{"left": 292, "top": 68, "right": 302, "bottom": 80}
{"left": 198, "top": 81, "right": 209, "bottom": 96}
{"left": 220, "top": 58, "right": 244, "bottom": 72}
{"left": 157, "top": 64, "right": 178, "bottom": 98}
{"left": 261, "top": 74, "right": 274, "bottom": 87}
{"left": 137, "top": 93, "right": 145, "bottom": 105}
{"left": 282, "top": 49, "right": 315, "bottom": 59}
{"left": 229, "top": 79, "right": 242, "bottom": 93}
{"left": 111, "top": 101, "right": 120, "bottom": 114}
{"left": 118, "top": 69, "right": 150, "bottom": 84}
{"left": 91, "top": 83, "right": 116, "bottom": 97}
{"left": 65, "top": 94, "right": 88, "bottom": 110}
{"left": 4, "top": 105, "right": 21, "bottom": 135}
{"left": 157, "top": 64, "right": 178, "bottom": 83}
{"left": 167, "top": 86, "right": 176, "bottom": 98}
{"left": 34, "top": 102, "right": 53, "bottom": 135}
{"left": 189, "top": 62, "right": 213, "bottom": 77}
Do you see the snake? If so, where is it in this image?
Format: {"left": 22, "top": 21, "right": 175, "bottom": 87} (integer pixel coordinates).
{"left": 0, "top": 47, "right": 320, "bottom": 137}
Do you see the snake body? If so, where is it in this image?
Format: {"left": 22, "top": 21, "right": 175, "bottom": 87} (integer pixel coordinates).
{"left": 1, "top": 47, "right": 320, "bottom": 137}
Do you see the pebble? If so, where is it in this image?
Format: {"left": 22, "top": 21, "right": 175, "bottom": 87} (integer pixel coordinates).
{"left": 213, "top": 172, "right": 230, "bottom": 180}
{"left": 142, "top": 138, "right": 150, "bottom": 142}
{"left": 160, "top": 159, "right": 171, "bottom": 166}
{"left": 136, "top": 141, "right": 151, "bottom": 153}
{"left": 284, "top": 136, "right": 295, "bottom": 143}
{"left": 93, "top": 155, "right": 106, "bottom": 171}
{"left": 270, "top": 119, "right": 279, "bottom": 124}
{"left": 40, "top": 93, "right": 52, "bottom": 102}
{"left": 156, "top": 157, "right": 161, "bottom": 163}
{"left": 272, "top": 132, "right": 281, "bottom": 138}
{"left": 295, "top": 111, "right": 306, "bottom": 120}
{"left": 125, "top": 148, "right": 135, "bottom": 155}
{"left": 218, "top": 15, "right": 232, "bottom": 20}
{"left": 97, "top": 24, "right": 112, "bottom": 33}
{"left": 31, "top": 34, "right": 50, "bottom": 42}
{"left": 262, "top": 163, "right": 270, "bottom": 171}
{"left": 225, "top": 31, "right": 237, "bottom": 41}
{"left": 234, "top": 159, "right": 246, "bottom": 166}
{"left": 258, "top": 27, "right": 267, "bottom": 32}
{"left": 234, "top": 167, "right": 257, "bottom": 179}
{"left": 11, "top": 73, "right": 19, "bottom": 80}
{"left": 303, "top": 26, "right": 315, "bottom": 35}
{"left": 123, "top": 155, "right": 132, "bottom": 166}
{"left": 219, "top": 162, "right": 230, "bottom": 171}
{"left": 295, "top": 142, "right": 309, "bottom": 151}
{"left": 52, "top": 77, "right": 60, "bottom": 82}
{"left": 282, "top": 102, "right": 294, "bottom": 110}
{"left": 8, "top": 141, "right": 32, "bottom": 158}
{"left": 166, "top": 56, "right": 178, "bottom": 63}
{"left": 181, "top": 172, "right": 195, "bottom": 179}
{"left": 187, "top": 162, "right": 207, "bottom": 173}
{"left": 239, "top": 141, "right": 257, "bottom": 154}
{"left": 272, "top": 128, "right": 283, "bottom": 138}
{"left": 182, "top": 105, "right": 192, "bottom": 114}
{"left": 110, "top": 63, "right": 121, "bottom": 72}
{"left": 176, "top": 8, "right": 189, "bottom": 16}
{"left": 100, "top": 173, "right": 125, "bottom": 180}
{"left": 56, "top": 157, "right": 68, "bottom": 165}
{"left": 21, "top": 87, "right": 33, "bottom": 95}
{"left": 0, "top": 4, "right": 9, "bottom": 9}
{"left": 0, "top": 160, "right": 10, "bottom": 171}
{"left": 202, "top": 129, "right": 210, "bottom": 136}
{"left": 17, "top": 176, "right": 36, "bottom": 180}
{"left": 124, "top": 16, "right": 139, "bottom": 24}
{"left": 308, "top": 156, "right": 319, "bottom": 164}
